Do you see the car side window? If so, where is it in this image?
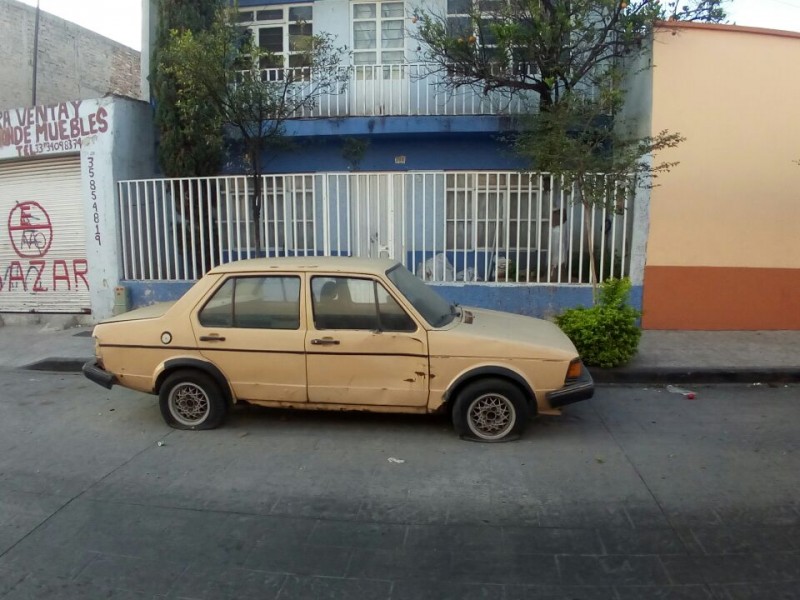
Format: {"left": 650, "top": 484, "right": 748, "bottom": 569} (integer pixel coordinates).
{"left": 311, "top": 276, "right": 416, "bottom": 332}
{"left": 198, "top": 276, "right": 301, "bottom": 330}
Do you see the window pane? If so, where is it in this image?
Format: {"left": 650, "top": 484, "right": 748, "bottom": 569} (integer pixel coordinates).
{"left": 376, "top": 284, "right": 416, "bottom": 332}
{"left": 311, "top": 277, "right": 380, "bottom": 330}
{"left": 446, "top": 16, "right": 471, "bottom": 37}
{"left": 448, "top": 0, "right": 471, "bottom": 14}
{"left": 199, "top": 279, "right": 235, "bottom": 327}
{"left": 256, "top": 9, "right": 283, "bottom": 21}
{"left": 289, "top": 6, "right": 312, "bottom": 21}
{"left": 353, "top": 51, "right": 377, "bottom": 64}
{"left": 259, "top": 27, "right": 283, "bottom": 52}
{"left": 238, "top": 11, "right": 254, "bottom": 22}
{"left": 381, "top": 20, "right": 404, "bottom": 48}
{"left": 259, "top": 54, "right": 284, "bottom": 70}
{"left": 289, "top": 53, "right": 312, "bottom": 68}
{"left": 381, "top": 50, "right": 404, "bottom": 64}
{"left": 289, "top": 23, "right": 313, "bottom": 51}
{"left": 353, "top": 3, "right": 376, "bottom": 19}
{"left": 353, "top": 22, "right": 376, "bottom": 48}
{"left": 233, "top": 276, "right": 301, "bottom": 330}
{"left": 381, "top": 2, "right": 404, "bottom": 18}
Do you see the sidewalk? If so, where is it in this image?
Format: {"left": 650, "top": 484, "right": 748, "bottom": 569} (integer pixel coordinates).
{"left": 0, "top": 324, "right": 798, "bottom": 384}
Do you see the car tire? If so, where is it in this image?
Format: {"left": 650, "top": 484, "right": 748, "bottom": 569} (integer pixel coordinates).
{"left": 451, "top": 378, "right": 529, "bottom": 442}
{"left": 159, "top": 370, "right": 227, "bottom": 430}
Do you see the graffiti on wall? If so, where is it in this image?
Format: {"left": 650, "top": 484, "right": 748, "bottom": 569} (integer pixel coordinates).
{"left": 0, "top": 202, "right": 89, "bottom": 293}
{"left": 0, "top": 101, "right": 108, "bottom": 157}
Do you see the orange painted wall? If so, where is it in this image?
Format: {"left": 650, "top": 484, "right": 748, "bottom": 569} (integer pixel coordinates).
{"left": 641, "top": 23, "right": 800, "bottom": 329}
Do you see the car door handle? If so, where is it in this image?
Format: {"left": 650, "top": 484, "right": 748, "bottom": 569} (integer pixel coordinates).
{"left": 199, "top": 335, "right": 226, "bottom": 342}
{"left": 311, "top": 337, "right": 340, "bottom": 346}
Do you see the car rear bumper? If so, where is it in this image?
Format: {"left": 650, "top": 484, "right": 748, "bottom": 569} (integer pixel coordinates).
{"left": 83, "top": 360, "right": 117, "bottom": 390}
{"left": 546, "top": 368, "right": 595, "bottom": 408}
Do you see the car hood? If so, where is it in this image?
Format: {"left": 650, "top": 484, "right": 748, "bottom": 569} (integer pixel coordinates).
{"left": 428, "top": 306, "right": 578, "bottom": 360}
{"left": 100, "top": 301, "right": 177, "bottom": 323}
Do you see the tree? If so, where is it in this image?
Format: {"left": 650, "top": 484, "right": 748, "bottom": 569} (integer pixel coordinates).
{"left": 151, "top": 0, "right": 225, "bottom": 177}
{"left": 412, "top": 0, "right": 724, "bottom": 289}
{"left": 162, "top": 6, "right": 348, "bottom": 252}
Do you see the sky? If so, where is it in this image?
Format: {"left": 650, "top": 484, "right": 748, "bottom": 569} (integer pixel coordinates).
{"left": 13, "top": 0, "right": 800, "bottom": 53}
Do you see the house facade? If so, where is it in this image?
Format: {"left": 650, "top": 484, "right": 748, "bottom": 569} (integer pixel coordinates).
{"left": 628, "top": 22, "right": 800, "bottom": 330}
{"left": 0, "top": 0, "right": 141, "bottom": 109}
{"left": 0, "top": 2, "right": 148, "bottom": 323}
{"left": 122, "top": 0, "right": 643, "bottom": 322}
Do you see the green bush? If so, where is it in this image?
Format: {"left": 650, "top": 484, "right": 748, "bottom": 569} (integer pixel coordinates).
{"left": 555, "top": 278, "right": 641, "bottom": 368}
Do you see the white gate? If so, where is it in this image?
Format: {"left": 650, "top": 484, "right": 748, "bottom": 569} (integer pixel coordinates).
{"left": 0, "top": 156, "right": 90, "bottom": 313}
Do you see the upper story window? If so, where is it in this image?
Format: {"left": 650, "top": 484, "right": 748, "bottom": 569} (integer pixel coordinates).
{"left": 446, "top": 0, "right": 503, "bottom": 63}
{"left": 239, "top": 4, "right": 314, "bottom": 69}
{"left": 352, "top": 2, "right": 405, "bottom": 65}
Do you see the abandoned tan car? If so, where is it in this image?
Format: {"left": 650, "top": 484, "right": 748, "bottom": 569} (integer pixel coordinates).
{"left": 84, "top": 257, "right": 593, "bottom": 441}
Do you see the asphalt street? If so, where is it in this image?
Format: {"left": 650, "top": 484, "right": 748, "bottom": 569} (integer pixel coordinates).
{"left": 0, "top": 370, "right": 798, "bottom": 599}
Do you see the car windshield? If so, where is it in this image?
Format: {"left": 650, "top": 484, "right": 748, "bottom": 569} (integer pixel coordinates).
{"left": 386, "top": 264, "right": 456, "bottom": 328}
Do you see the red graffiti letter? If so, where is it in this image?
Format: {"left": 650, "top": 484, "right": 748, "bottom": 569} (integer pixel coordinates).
{"left": 73, "top": 259, "right": 89, "bottom": 290}
{"left": 52, "top": 260, "right": 71, "bottom": 290}
{"left": 30, "top": 259, "right": 47, "bottom": 292}
{"left": 96, "top": 107, "right": 109, "bottom": 133}
{"left": 7, "top": 261, "right": 27, "bottom": 291}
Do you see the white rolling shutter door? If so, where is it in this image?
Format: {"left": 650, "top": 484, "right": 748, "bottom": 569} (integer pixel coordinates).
{"left": 0, "top": 156, "right": 90, "bottom": 313}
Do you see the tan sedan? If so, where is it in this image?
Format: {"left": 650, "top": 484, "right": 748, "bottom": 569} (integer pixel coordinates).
{"left": 84, "top": 257, "right": 593, "bottom": 442}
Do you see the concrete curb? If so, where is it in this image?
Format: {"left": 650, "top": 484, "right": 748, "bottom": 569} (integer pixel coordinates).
{"left": 592, "top": 367, "right": 800, "bottom": 385}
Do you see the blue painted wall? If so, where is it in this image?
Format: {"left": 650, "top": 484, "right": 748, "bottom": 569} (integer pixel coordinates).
{"left": 123, "top": 279, "right": 644, "bottom": 320}
{"left": 225, "top": 132, "right": 525, "bottom": 174}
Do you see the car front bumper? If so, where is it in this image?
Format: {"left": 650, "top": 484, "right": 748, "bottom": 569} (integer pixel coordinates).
{"left": 546, "top": 367, "right": 595, "bottom": 408}
{"left": 83, "top": 360, "right": 117, "bottom": 390}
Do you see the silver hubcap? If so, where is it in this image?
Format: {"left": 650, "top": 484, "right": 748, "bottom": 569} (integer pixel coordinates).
{"left": 467, "top": 393, "right": 516, "bottom": 440}
{"left": 168, "top": 382, "right": 210, "bottom": 426}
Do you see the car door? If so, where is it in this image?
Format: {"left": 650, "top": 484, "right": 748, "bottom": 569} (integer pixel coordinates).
{"left": 304, "top": 274, "right": 429, "bottom": 407}
{"left": 191, "top": 274, "right": 307, "bottom": 403}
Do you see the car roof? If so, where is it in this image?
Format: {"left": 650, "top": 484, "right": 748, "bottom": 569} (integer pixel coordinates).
{"left": 207, "top": 256, "right": 400, "bottom": 275}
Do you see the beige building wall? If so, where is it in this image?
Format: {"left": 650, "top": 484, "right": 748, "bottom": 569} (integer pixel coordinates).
{"left": 641, "top": 22, "right": 800, "bottom": 329}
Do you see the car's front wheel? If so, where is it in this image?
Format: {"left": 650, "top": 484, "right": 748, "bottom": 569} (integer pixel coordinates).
{"left": 159, "top": 370, "right": 227, "bottom": 430}
{"left": 452, "top": 378, "right": 529, "bottom": 442}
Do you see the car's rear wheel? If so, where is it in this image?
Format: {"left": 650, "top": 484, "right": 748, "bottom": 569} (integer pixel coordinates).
{"left": 452, "top": 378, "right": 528, "bottom": 442}
{"left": 159, "top": 370, "right": 227, "bottom": 430}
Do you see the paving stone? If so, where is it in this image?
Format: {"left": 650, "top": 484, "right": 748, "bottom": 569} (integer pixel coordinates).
{"left": 244, "top": 540, "right": 351, "bottom": 577}
{"left": 308, "top": 521, "right": 406, "bottom": 551}
{"left": 276, "top": 574, "right": 392, "bottom": 599}
{"left": 616, "top": 585, "right": 714, "bottom": 599}
{"left": 271, "top": 496, "right": 361, "bottom": 521}
{"left": 0, "top": 566, "right": 27, "bottom": 597}
{"left": 502, "top": 527, "right": 603, "bottom": 556}
{"left": 346, "top": 548, "right": 450, "bottom": 581}
{"left": 356, "top": 498, "right": 449, "bottom": 525}
{"left": 624, "top": 505, "right": 672, "bottom": 529}
{"left": 557, "top": 555, "right": 671, "bottom": 586}
{"left": 448, "top": 551, "right": 560, "bottom": 585}
{"left": 709, "top": 582, "right": 800, "bottom": 600}
{"left": 0, "top": 541, "right": 98, "bottom": 580}
{"left": 167, "top": 565, "right": 285, "bottom": 600}
{"left": 504, "top": 584, "right": 615, "bottom": 599}
{"left": 391, "top": 579, "right": 505, "bottom": 600}
{"left": 715, "top": 506, "right": 800, "bottom": 528}
{"left": 405, "top": 524, "right": 504, "bottom": 554}
{"left": 598, "top": 528, "right": 688, "bottom": 556}
{"left": 538, "top": 504, "right": 633, "bottom": 529}
{"left": 687, "top": 527, "right": 798, "bottom": 555}
{"left": 0, "top": 574, "right": 158, "bottom": 600}
{"left": 73, "top": 554, "right": 186, "bottom": 596}
{"left": 662, "top": 554, "right": 800, "bottom": 585}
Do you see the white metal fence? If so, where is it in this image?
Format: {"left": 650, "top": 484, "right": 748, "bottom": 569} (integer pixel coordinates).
{"left": 117, "top": 172, "right": 632, "bottom": 285}
{"left": 263, "top": 64, "right": 535, "bottom": 117}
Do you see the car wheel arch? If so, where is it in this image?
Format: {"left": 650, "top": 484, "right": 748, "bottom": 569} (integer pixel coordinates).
{"left": 154, "top": 358, "right": 234, "bottom": 406}
{"left": 443, "top": 366, "right": 538, "bottom": 415}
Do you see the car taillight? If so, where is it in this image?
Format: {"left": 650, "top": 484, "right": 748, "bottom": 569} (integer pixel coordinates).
{"left": 566, "top": 359, "right": 582, "bottom": 381}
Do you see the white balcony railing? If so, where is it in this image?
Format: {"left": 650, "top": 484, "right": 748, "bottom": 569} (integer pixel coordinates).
{"left": 117, "top": 172, "right": 632, "bottom": 285}
{"left": 261, "top": 63, "right": 537, "bottom": 117}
